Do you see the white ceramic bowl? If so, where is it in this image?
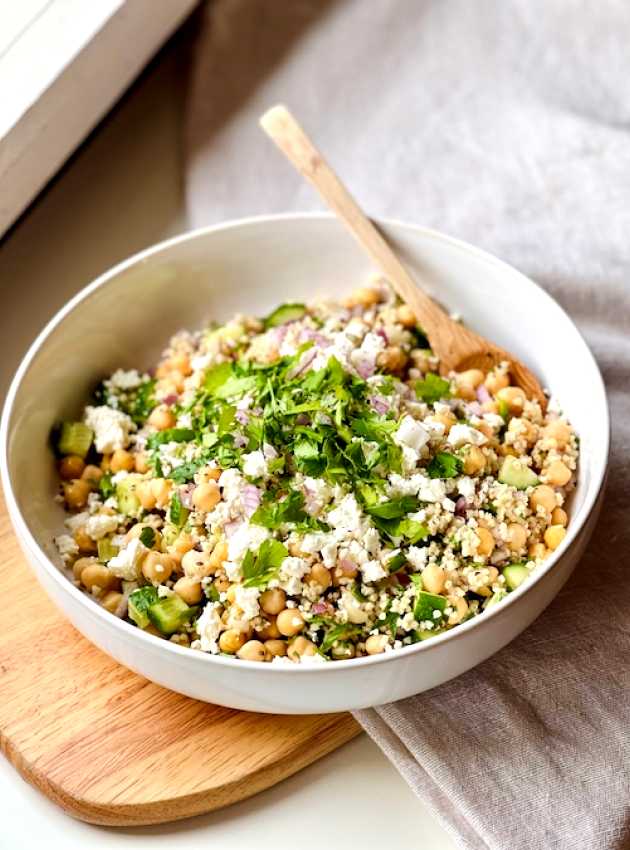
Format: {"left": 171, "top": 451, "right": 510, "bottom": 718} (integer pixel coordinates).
{"left": 1, "top": 214, "right": 608, "bottom": 714}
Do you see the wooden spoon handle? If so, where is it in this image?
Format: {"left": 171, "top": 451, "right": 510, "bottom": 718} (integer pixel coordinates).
{"left": 259, "top": 105, "right": 446, "bottom": 330}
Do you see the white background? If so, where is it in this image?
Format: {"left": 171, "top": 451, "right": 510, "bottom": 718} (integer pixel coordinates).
{"left": 0, "top": 31, "right": 456, "bottom": 850}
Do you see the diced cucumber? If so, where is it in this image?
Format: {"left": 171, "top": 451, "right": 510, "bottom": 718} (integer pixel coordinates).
{"left": 484, "top": 589, "right": 507, "bottom": 609}
{"left": 502, "top": 563, "right": 530, "bottom": 591}
{"left": 415, "top": 627, "right": 446, "bottom": 641}
{"left": 58, "top": 422, "right": 93, "bottom": 458}
{"left": 147, "top": 595, "right": 197, "bottom": 635}
{"left": 97, "top": 538, "right": 118, "bottom": 562}
{"left": 264, "top": 303, "right": 307, "bottom": 329}
{"left": 116, "top": 474, "right": 142, "bottom": 517}
{"left": 413, "top": 589, "right": 447, "bottom": 622}
{"left": 498, "top": 456, "right": 538, "bottom": 490}
{"left": 128, "top": 586, "right": 159, "bottom": 628}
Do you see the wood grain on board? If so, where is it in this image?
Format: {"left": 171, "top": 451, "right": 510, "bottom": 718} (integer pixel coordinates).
{"left": 0, "top": 495, "right": 360, "bottom": 826}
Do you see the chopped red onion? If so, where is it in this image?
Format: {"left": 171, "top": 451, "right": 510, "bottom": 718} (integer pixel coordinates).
{"left": 287, "top": 348, "right": 317, "bottom": 379}
{"left": 179, "top": 484, "right": 195, "bottom": 509}
{"left": 234, "top": 434, "right": 248, "bottom": 448}
{"left": 369, "top": 395, "right": 389, "bottom": 415}
{"left": 162, "top": 393, "right": 179, "bottom": 405}
{"left": 242, "top": 484, "right": 262, "bottom": 517}
{"left": 311, "top": 600, "right": 332, "bottom": 615}
{"left": 355, "top": 357, "right": 376, "bottom": 379}
{"left": 476, "top": 384, "right": 491, "bottom": 404}
{"left": 467, "top": 401, "right": 483, "bottom": 417}
{"left": 455, "top": 496, "right": 468, "bottom": 517}
{"left": 224, "top": 518, "right": 244, "bottom": 538}
{"left": 339, "top": 558, "right": 357, "bottom": 576}
{"left": 235, "top": 410, "right": 249, "bottom": 425}
{"left": 296, "top": 413, "right": 310, "bottom": 426}
{"left": 376, "top": 327, "right": 389, "bottom": 345}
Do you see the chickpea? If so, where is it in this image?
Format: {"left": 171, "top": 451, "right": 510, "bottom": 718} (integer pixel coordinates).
{"left": 421, "top": 564, "right": 446, "bottom": 594}
{"left": 170, "top": 352, "right": 192, "bottom": 376}
{"left": 74, "top": 527, "right": 96, "bottom": 554}
{"left": 63, "top": 479, "right": 91, "bottom": 509}
{"left": 306, "top": 562, "right": 332, "bottom": 590}
{"left": 256, "top": 617, "right": 281, "bottom": 640}
{"left": 237, "top": 639, "right": 267, "bottom": 662}
{"left": 544, "top": 460, "right": 572, "bottom": 487}
{"left": 396, "top": 304, "right": 417, "bottom": 328}
{"left": 507, "top": 523, "right": 528, "bottom": 552}
{"left": 462, "top": 445, "right": 486, "bottom": 476}
{"left": 101, "top": 590, "right": 123, "bottom": 615}
{"left": 208, "top": 540, "right": 229, "bottom": 571}
{"left": 428, "top": 411, "right": 456, "bottom": 434}
{"left": 134, "top": 452, "right": 149, "bottom": 474}
{"left": 447, "top": 595, "right": 469, "bottom": 625}
{"left": 530, "top": 485, "right": 556, "bottom": 514}
{"left": 475, "top": 527, "right": 495, "bottom": 558}
{"left": 287, "top": 635, "right": 317, "bottom": 661}
{"left": 81, "top": 464, "right": 103, "bottom": 485}
{"left": 170, "top": 532, "right": 195, "bottom": 557}
{"left": 72, "top": 556, "right": 98, "bottom": 581}
{"left": 100, "top": 454, "right": 111, "bottom": 472}
{"left": 377, "top": 346, "right": 408, "bottom": 374}
{"left": 496, "top": 386, "right": 526, "bottom": 413}
{"left": 137, "top": 480, "right": 157, "bottom": 510}
{"left": 181, "top": 549, "right": 214, "bottom": 579}
{"left": 225, "top": 584, "right": 237, "bottom": 604}
{"left": 544, "top": 525, "right": 566, "bottom": 551}
{"left": 365, "top": 634, "right": 389, "bottom": 655}
{"left": 219, "top": 629, "right": 246, "bottom": 654}
{"left": 484, "top": 369, "right": 510, "bottom": 394}
{"left": 264, "top": 639, "right": 287, "bottom": 658}
{"left": 528, "top": 542, "right": 548, "bottom": 560}
{"left": 260, "top": 588, "right": 286, "bottom": 616}
{"left": 197, "top": 466, "right": 222, "bottom": 483}
{"left": 148, "top": 406, "right": 176, "bottom": 431}
{"left": 458, "top": 368, "right": 485, "bottom": 389}
{"left": 542, "top": 420, "right": 572, "bottom": 449}
{"left": 276, "top": 608, "right": 305, "bottom": 637}
{"left": 551, "top": 507, "right": 568, "bottom": 527}
{"left": 150, "top": 478, "right": 172, "bottom": 509}
{"left": 455, "top": 381, "right": 476, "bottom": 401}
{"left": 142, "top": 551, "right": 176, "bottom": 584}
{"left": 173, "top": 576, "right": 202, "bottom": 605}
{"left": 80, "top": 563, "right": 119, "bottom": 592}
{"left": 59, "top": 455, "right": 85, "bottom": 480}
{"left": 344, "top": 286, "right": 381, "bottom": 308}
{"left": 110, "top": 449, "right": 134, "bottom": 473}
{"left": 192, "top": 481, "right": 221, "bottom": 512}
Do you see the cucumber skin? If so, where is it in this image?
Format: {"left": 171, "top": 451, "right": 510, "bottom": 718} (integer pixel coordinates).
{"left": 502, "top": 564, "right": 530, "bottom": 591}
{"left": 264, "top": 303, "right": 307, "bottom": 329}
{"left": 148, "top": 595, "right": 196, "bottom": 635}
{"left": 58, "top": 422, "right": 93, "bottom": 459}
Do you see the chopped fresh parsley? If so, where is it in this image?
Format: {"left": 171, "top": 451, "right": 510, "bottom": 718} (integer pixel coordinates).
{"left": 426, "top": 451, "right": 462, "bottom": 479}
{"left": 241, "top": 539, "right": 288, "bottom": 588}
{"left": 169, "top": 491, "right": 189, "bottom": 529}
{"left": 98, "top": 472, "right": 115, "bottom": 500}
{"left": 139, "top": 526, "right": 156, "bottom": 548}
{"left": 415, "top": 372, "right": 451, "bottom": 403}
{"left": 146, "top": 428, "right": 195, "bottom": 450}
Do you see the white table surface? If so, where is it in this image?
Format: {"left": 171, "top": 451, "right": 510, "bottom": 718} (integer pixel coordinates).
{"left": 0, "top": 35, "right": 456, "bottom": 850}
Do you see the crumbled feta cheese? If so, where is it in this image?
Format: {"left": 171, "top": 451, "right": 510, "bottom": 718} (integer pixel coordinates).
{"left": 457, "top": 476, "right": 476, "bottom": 500}
{"left": 85, "top": 513, "right": 120, "bottom": 540}
{"left": 242, "top": 450, "right": 268, "bottom": 479}
{"left": 108, "top": 538, "right": 148, "bottom": 580}
{"left": 227, "top": 523, "right": 270, "bottom": 565}
{"left": 64, "top": 511, "right": 90, "bottom": 533}
{"left": 394, "top": 415, "right": 430, "bottom": 453}
{"left": 406, "top": 546, "right": 429, "bottom": 570}
{"left": 84, "top": 405, "right": 134, "bottom": 453}
{"left": 360, "top": 560, "right": 387, "bottom": 583}
{"left": 303, "top": 477, "right": 332, "bottom": 515}
{"left": 233, "top": 585, "right": 260, "bottom": 621}
{"left": 447, "top": 424, "right": 487, "bottom": 448}
{"left": 277, "top": 556, "right": 310, "bottom": 595}
{"left": 108, "top": 369, "right": 143, "bottom": 390}
{"left": 55, "top": 534, "right": 79, "bottom": 562}
{"left": 196, "top": 602, "right": 223, "bottom": 653}
{"left": 327, "top": 494, "right": 364, "bottom": 537}
{"left": 339, "top": 590, "right": 368, "bottom": 624}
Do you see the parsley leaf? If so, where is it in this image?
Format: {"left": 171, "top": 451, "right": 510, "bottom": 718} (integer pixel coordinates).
{"left": 366, "top": 495, "right": 419, "bottom": 519}
{"left": 98, "top": 472, "right": 115, "bottom": 499}
{"left": 426, "top": 451, "right": 462, "bottom": 479}
{"left": 415, "top": 373, "right": 451, "bottom": 403}
{"left": 169, "top": 491, "right": 189, "bottom": 529}
{"left": 139, "top": 526, "right": 156, "bottom": 548}
{"left": 147, "top": 428, "right": 195, "bottom": 450}
{"left": 241, "top": 539, "right": 288, "bottom": 588}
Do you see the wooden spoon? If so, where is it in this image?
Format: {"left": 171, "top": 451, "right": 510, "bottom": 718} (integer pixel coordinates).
{"left": 259, "top": 104, "right": 546, "bottom": 408}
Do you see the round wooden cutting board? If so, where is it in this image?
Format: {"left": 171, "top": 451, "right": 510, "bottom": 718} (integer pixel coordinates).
{"left": 0, "top": 493, "right": 360, "bottom": 826}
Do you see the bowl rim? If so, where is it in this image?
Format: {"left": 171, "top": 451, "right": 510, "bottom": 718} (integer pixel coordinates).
{"left": 0, "top": 212, "right": 610, "bottom": 676}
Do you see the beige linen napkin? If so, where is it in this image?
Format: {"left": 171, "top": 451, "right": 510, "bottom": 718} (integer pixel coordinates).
{"left": 185, "top": 1, "right": 630, "bottom": 847}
